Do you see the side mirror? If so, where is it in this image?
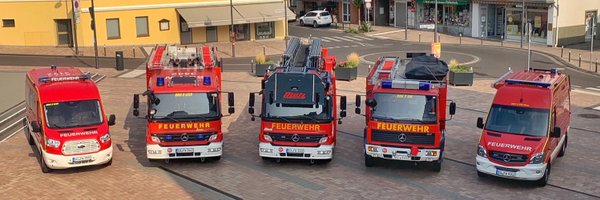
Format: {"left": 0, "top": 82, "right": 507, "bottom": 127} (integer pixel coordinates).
{"left": 449, "top": 102, "right": 456, "bottom": 115}
{"left": 340, "top": 96, "right": 347, "bottom": 111}
{"left": 108, "top": 114, "right": 116, "bottom": 126}
{"left": 477, "top": 117, "right": 484, "bottom": 129}
{"left": 366, "top": 99, "right": 377, "bottom": 107}
{"left": 228, "top": 92, "right": 235, "bottom": 114}
{"left": 551, "top": 127, "right": 561, "bottom": 138}
{"left": 248, "top": 93, "right": 255, "bottom": 115}
{"left": 355, "top": 95, "right": 361, "bottom": 114}
{"left": 133, "top": 94, "right": 140, "bottom": 116}
{"left": 30, "top": 121, "right": 41, "bottom": 133}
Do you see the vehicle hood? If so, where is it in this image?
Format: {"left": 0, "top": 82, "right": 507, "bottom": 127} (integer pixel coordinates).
{"left": 481, "top": 130, "right": 546, "bottom": 155}
{"left": 148, "top": 120, "right": 221, "bottom": 134}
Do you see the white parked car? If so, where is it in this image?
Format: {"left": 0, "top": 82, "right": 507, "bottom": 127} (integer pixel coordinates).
{"left": 299, "top": 10, "right": 332, "bottom": 28}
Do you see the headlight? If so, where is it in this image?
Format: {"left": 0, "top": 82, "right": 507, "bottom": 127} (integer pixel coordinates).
{"left": 263, "top": 134, "right": 272, "bottom": 142}
{"left": 151, "top": 136, "right": 160, "bottom": 143}
{"left": 46, "top": 138, "right": 60, "bottom": 148}
{"left": 319, "top": 136, "right": 328, "bottom": 144}
{"left": 530, "top": 152, "right": 545, "bottom": 164}
{"left": 477, "top": 145, "right": 487, "bottom": 158}
{"left": 100, "top": 133, "right": 111, "bottom": 143}
{"left": 208, "top": 134, "right": 218, "bottom": 141}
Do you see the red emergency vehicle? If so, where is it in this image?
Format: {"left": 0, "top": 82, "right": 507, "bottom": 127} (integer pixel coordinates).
{"left": 476, "top": 68, "right": 570, "bottom": 186}
{"left": 247, "top": 37, "right": 347, "bottom": 164}
{"left": 356, "top": 54, "right": 456, "bottom": 171}
{"left": 132, "top": 45, "right": 234, "bottom": 162}
{"left": 25, "top": 66, "right": 116, "bottom": 173}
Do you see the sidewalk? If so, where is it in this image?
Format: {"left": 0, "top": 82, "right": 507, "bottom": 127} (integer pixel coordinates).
{"left": 355, "top": 25, "right": 600, "bottom": 75}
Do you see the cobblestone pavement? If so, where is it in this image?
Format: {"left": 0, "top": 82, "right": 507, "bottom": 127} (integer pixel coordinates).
{"left": 1, "top": 67, "right": 599, "bottom": 199}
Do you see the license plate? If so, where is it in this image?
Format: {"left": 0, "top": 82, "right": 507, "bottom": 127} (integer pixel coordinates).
{"left": 395, "top": 154, "right": 410, "bottom": 160}
{"left": 71, "top": 155, "right": 92, "bottom": 163}
{"left": 286, "top": 148, "right": 304, "bottom": 154}
{"left": 176, "top": 148, "right": 194, "bottom": 153}
{"left": 496, "top": 169, "right": 516, "bottom": 177}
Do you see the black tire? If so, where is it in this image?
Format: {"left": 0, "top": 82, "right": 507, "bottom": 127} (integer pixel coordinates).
{"left": 536, "top": 163, "right": 551, "bottom": 187}
{"left": 104, "top": 158, "right": 113, "bottom": 167}
{"left": 477, "top": 171, "right": 487, "bottom": 178}
{"left": 364, "top": 153, "right": 376, "bottom": 167}
{"left": 299, "top": 20, "right": 304, "bottom": 26}
{"left": 39, "top": 154, "right": 52, "bottom": 173}
{"left": 432, "top": 158, "right": 442, "bottom": 172}
{"left": 313, "top": 21, "right": 318, "bottom": 28}
{"left": 261, "top": 157, "right": 271, "bottom": 162}
{"left": 148, "top": 159, "right": 160, "bottom": 163}
{"left": 558, "top": 135, "right": 567, "bottom": 157}
{"left": 213, "top": 156, "right": 221, "bottom": 161}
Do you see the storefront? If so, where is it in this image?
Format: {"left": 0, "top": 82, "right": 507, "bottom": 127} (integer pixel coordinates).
{"left": 416, "top": 0, "right": 471, "bottom": 36}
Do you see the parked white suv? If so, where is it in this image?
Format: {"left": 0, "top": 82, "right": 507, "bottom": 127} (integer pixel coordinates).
{"left": 299, "top": 10, "right": 332, "bottom": 28}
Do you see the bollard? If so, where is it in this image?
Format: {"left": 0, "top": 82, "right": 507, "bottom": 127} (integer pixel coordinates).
{"left": 569, "top": 50, "right": 571, "bottom": 62}
{"left": 480, "top": 36, "right": 483, "bottom": 45}
{"left": 251, "top": 59, "right": 254, "bottom": 73}
{"left": 596, "top": 59, "right": 598, "bottom": 73}
{"left": 501, "top": 36, "right": 504, "bottom": 47}
{"left": 419, "top": 33, "right": 421, "bottom": 42}
{"left": 579, "top": 54, "right": 582, "bottom": 67}
{"left": 561, "top": 46, "right": 564, "bottom": 58}
{"left": 263, "top": 46, "right": 266, "bottom": 57}
{"left": 103, "top": 45, "right": 106, "bottom": 56}
{"left": 438, "top": 35, "right": 441, "bottom": 43}
{"left": 132, "top": 47, "right": 136, "bottom": 58}
{"left": 459, "top": 33, "right": 462, "bottom": 45}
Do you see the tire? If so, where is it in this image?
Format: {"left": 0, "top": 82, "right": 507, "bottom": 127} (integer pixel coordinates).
{"left": 313, "top": 22, "right": 318, "bottom": 28}
{"left": 536, "top": 163, "right": 551, "bottom": 187}
{"left": 432, "top": 158, "right": 442, "bottom": 172}
{"left": 364, "top": 153, "right": 376, "bottom": 167}
{"left": 299, "top": 20, "right": 304, "bottom": 26}
{"left": 104, "top": 158, "right": 113, "bottom": 167}
{"left": 39, "top": 154, "right": 52, "bottom": 173}
{"left": 213, "top": 156, "right": 221, "bottom": 161}
{"left": 477, "top": 171, "right": 487, "bottom": 178}
{"left": 148, "top": 159, "right": 160, "bottom": 164}
{"left": 558, "top": 135, "right": 567, "bottom": 157}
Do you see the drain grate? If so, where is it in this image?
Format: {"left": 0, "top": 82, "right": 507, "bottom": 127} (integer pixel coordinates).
{"left": 578, "top": 114, "right": 600, "bottom": 119}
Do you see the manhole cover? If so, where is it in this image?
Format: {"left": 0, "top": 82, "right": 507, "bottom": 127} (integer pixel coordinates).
{"left": 578, "top": 114, "right": 600, "bottom": 119}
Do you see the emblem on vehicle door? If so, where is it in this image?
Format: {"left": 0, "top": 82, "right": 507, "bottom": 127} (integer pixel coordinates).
{"left": 292, "top": 134, "right": 300, "bottom": 142}
{"left": 398, "top": 134, "right": 407, "bottom": 143}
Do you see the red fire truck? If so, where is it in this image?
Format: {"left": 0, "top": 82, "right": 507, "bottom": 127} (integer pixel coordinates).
{"left": 247, "top": 37, "right": 347, "bottom": 164}
{"left": 25, "top": 66, "right": 116, "bottom": 173}
{"left": 132, "top": 45, "right": 234, "bottom": 162}
{"left": 475, "top": 68, "right": 570, "bottom": 186}
{"left": 356, "top": 54, "right": 456, "bottom": 171}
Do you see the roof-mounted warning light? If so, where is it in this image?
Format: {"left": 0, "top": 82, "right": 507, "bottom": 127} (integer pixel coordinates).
{"left": 505, "top": 79, "right": 551, "bottom": 88}
{"left": 156, "top": 77, "right": 165, "bottom": 86}
{"left": 50, "top": 65, "right": 57, "bottom": 70}
{"left": 203, "top": 76, "right": 211, "bottom": 85}
{"left": 38, "top": 74, "right": 91, "bottom": 83}
{"left": 381, "top": 80, "right": 431, "bottom": 90}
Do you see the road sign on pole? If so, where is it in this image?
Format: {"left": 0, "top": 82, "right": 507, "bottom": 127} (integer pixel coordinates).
{"left": 431, "top": 42, "right": 441, "bottom": 58}
{"left": 73, "top": 0, "right": 80, "bottom": 24}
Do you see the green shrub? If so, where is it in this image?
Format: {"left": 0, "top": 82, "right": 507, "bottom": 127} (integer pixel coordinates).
{"left": 345, "top": 27, "right": 359, "bottom": 34}
{"left": 448, "top": 59, "right": 472, "bottom": 72}
{"left": 345, "top": 52, "right": 360, "bottom": 68}
{"left": 358, "top": 22, "right": 372, "bottom": 33}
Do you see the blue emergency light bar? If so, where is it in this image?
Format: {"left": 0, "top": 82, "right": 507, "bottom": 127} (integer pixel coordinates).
{"left": 38, "top": 74, "right": 91, "bottom": 83}
{"left": 505, "top": 79, "right": 551, "bottom": 88}
{"left": 203, "top": 76, "right": 211, "bottom": 85}
{"left": 381, "top": 80, "right": 431, "bottom": 90}
{"left": 156, "top": 77, "right": 165, "bottom": 86}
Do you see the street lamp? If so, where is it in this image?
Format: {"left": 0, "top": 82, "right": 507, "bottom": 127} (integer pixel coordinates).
{"left": 591, "top": 15, "right": 596, "bottom": 69}
{"left": 434, "top": 0, "right": 438, "bottom": 42}
{"left": 89, "top": 0, "right": 98, "bottom": 69}
{"left": 230, "top": 0, "right": 236, "bottom": 57}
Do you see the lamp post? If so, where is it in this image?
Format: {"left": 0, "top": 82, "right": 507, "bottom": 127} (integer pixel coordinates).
{"left": 230, "top": 0, "right": 236, "bottom": 57}
{"left": 527, "top": 22, "right": 532, "bottom": 71}
{"left": 521, "top": 0, "right": 525, "bottom": 48}
{"left": 284, "top": 0, "right": 288, "bottom": 48}
{"left": 405, "top": 0, "right": 408, "bottom": 40}
{"left": 434, "top": 0, "right": 438, "bottom": 42}
{"left": 90, "top": 0, "right": 98, "bottom": 69}
{"left": 591, "top": 15, "right": 596, "bottom": 70}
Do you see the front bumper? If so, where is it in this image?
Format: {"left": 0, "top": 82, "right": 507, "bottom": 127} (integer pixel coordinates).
{"left": 364, "top": 144, "right": 440, "bottom": 162}
{"left": 259, "top": 142, "right": 333, "bottom": 160}
{"left": 146, "top": 142, "right": 222, "bottom": 160}
{"left": 476, "top": 155, "right": 546, "bottom": 181}
{"left": 42, "top": 146, "right": 113, "bottom": 170}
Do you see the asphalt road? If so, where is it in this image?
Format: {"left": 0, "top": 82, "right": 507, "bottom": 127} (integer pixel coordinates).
{"left": 0, "top": 72, "right": 24, "bottom": 112}
{"left": 0, "top": 54, "right": 146, "bottom": 70}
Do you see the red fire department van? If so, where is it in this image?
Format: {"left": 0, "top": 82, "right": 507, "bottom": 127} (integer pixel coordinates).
{"left": 132, "top": 45, "right": 234, "bottom": 162}
{"left": 356, "top": 54, "right": 456, "bottom": 171}
{"left": 25, "top": 66, "right": 116, "bottom": 173}
{"left": 247, "top": 37, "right": 347, "bottom": 164}
{"left": 475, "top": 68, "right": 570, "bottom": 186}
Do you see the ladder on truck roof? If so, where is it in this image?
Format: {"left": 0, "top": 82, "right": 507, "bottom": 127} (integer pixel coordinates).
{"left": 280, "top": 37, "right": 323, "bottom": 72}
{"left": 146, "top": 45, "right": 218, "bottom": 69}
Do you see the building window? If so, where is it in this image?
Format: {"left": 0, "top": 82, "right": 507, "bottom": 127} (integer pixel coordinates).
{"left": 290, "top": 0, "right": 297, "bottom": 7}
{"left": 159, "top": 19, "right": 170, "bottom": 31}
{"left": 136, "top": 16, "right": 149, "bottom": 37}
{"left": 2, "top": 19, "right": 15, "bottom": 27}
{"left": 255, "top": 22, "right": 275, "bottom": 40}
{"left": 106, "top": 18, "right": 120, "bottom": 39}
{"left": 231, "top": 24, "right": 250, "bottom": 41}
{"left": 342, "top": 0, "right": 350, "bottom": 23}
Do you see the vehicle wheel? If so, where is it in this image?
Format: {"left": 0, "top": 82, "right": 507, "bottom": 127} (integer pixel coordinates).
{"left": 558, "top": 135, "right": 567, "bottom": 157}
{"left": 536, "top": 163, "right": 551, "bottom": 187}
{"left": 313, "top": 22, "right": 318, "bottom": 28}
{"left": 299, "top": 20, "right": 304, "bottom": 26}
{"left": 364, "top": 153, "right": 376, "bottom": 167}
{"left": 213, "top": 156, "right": 221, "bottom": 161}
{"left": 261, "top": 157, "right": 271, "bottom": 162}
{"left": 432, "top": 158, "right": 442, "bottom": 172}
{"left": 39, "top": 154, "right": 52, "bottom": 173}
{"left": 104, "top": 159, "right": 113, "bottom": 167}
{"left": 477, "top": 171, "right": 487, "bottom": 178}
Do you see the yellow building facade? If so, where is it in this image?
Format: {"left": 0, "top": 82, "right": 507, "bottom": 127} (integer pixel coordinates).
{"left": 0, "top": 0, "right": 293, "bottom": 47}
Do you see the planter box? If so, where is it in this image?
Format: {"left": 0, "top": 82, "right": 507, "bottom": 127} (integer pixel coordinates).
{"left": 336, "top": 67, "right": 357, "bottom": 81}
{"left": 255, "top": 64, "right": 272, "bottom": 77}
{"left": 449, "top": 70, "right": 473, "bottom": 86}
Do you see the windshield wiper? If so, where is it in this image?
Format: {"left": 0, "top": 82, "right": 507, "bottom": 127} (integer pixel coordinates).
{"left": 48, "top": 123, "right": 65, "bottom": 128}
{"left": 269, "top": 116, "right": 292, "bottom": 123}
{"left": 154, "top": 115, "right": 179, "bottom": 122}
{"left": 297, "top": 114, "right": 319, "bottom": 123}
{"left": 373, "top": 116, "right": 397, "bottom": 122}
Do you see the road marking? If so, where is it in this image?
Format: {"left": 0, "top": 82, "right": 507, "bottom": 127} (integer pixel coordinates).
{"left": 366, "top": 30, "right": 405, "bottom": 36}
{"left": 320, "top": 38, "right": 331, "bottom": 42}
{"left": 336, "top": 37, "right": 356, "bottom": 42}
{"left": 119, "top": 69, "right": 146, "bottom": 78}
{"left": 323, "top": 37, "right": 341, "bottom": 42}
{"left": 354, "top": 36, "right": 374, "bottom": 40}
{"left": 587, "top": 87, "right": 600, "bottom": 92}
{"left": 594, "top": 106, "right": 600, "bottom": 111}
{"left": 341, "top": 36, "right": 363, "bottom": 41}
{"left": 372, "top": 36, "right": 390, "bottom": 40}
{"left": 573, "top": 89, "right": 600, "bottom": 96}
{"left": 572, "top": 85, "right": 582, "bottom": 88}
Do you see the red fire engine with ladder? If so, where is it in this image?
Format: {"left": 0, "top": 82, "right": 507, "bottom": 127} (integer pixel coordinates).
{"left": 132, "top": 45, "right": 234, "bottom": 162}
{"left": 247, "top": 37, "right": 347, "bottom": 164}
{"left": 356, "top": 54, "right": 456, "bottom": 171}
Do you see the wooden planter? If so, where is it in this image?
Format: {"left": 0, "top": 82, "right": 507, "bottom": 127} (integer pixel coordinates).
{"left": 255, "top": 64, "right": 272, "bottom": 77}
{"left": 449, "top": 70, "right": 474, "bottom": 86}
{"left": 336, "top": 67, "right": 358, "bottom": 81}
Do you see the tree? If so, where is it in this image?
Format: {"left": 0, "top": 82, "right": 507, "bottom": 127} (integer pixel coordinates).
{"left": 353, "top": 0, "right": 364, "bottom": 25}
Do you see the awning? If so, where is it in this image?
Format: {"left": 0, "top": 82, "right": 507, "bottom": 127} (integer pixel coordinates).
{"left": 471, "top": 0, "right": 552, "bottom": 7}
{"left": 177, "top": 2, "right": 296, "bottom": 28}
{"left": 416, "top": 0, "right": 469, "bottom": 5}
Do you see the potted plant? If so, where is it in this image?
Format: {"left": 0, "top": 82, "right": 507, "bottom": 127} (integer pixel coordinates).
{"left": 448, "top": 59, "right": 473, "bottom": 86}
{"left": 336, "top": 52, "right": 359, "bottom": 81}
{"left": 254, "top": 53, "right": 274, "bottom": 77}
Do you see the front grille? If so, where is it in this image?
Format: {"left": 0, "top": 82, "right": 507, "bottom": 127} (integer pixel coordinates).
{"left": 62, "top": 139, "right": 100, "bottom": 155}
{"left": 267, "top": 133, "right": 326, "bottom": 143}
{"left": 371, "top": 130, "right": 435, "bottom": 145}
{"left": 154, "top": 132, "right": 216, "bottom": 142}
{"left": 490, "top": 151, "right": 528, "bottom": 163}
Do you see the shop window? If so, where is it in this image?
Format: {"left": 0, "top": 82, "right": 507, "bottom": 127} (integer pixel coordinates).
{"left": 2, "top": 19, "right": 15, "bottom": 27}
{"left": 342, "top": 0, "right": 350, "bottom": 23}
{"left": 106, "top": 18, "right": 121, "bottom": 39}
{"left": 231, "top": 24, "right": 250, "bottom": 41}
{"left": 136, "top": 16, "right": 149, "bottom": 37}
{"left": 159, "top": 19, "right": 170, "bottom": 31}
{"left": 256, "top": 22, "right": 275, "bottom": 40}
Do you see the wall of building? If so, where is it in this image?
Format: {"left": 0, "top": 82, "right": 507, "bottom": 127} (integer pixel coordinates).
{"left": 554, "top": 0, "right": 600, "bottom": 46}
{"left": 0, "top": 1, "right": 70, "bottom": 46}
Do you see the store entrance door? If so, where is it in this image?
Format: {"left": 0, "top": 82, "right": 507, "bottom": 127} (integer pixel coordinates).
{"left": 495, "top": 7, "right": 505, "bottom": 38}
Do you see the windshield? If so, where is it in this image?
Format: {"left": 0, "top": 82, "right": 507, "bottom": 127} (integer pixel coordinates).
{"left": 44, "top": 100, "right": 103, "bottom": 129}
{"left": 152, "top": 92, "right": 219, "bottom": 121}
{"left": 485, "top": 105, "right": 549, "bottom": 137}
{"left": 372, "top": 93, "right": 437, "bottom": 124}
{"left": 263, "top": 95, "right": 331, "bottom": 122}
